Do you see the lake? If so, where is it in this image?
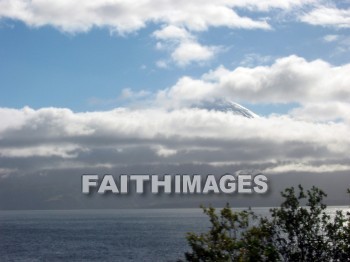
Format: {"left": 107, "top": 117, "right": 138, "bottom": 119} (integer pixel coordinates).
{"left": 0, "top": 207, "right": 349, "bottom": 261}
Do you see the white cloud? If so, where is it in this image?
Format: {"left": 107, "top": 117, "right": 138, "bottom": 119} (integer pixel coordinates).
{"left": 153, "top": 25, "right": 218, "bottom": 66}
{"left": 156, "top": 60, "right": 168, "bottom": 68}
{"left": 301, "top": 6, "right": 350, "bottom": 28}
{"left": 323, "top": 34, "right": 339, "bottom": 42}
{"left": 264, "top": 163, "right": 350, "bottom": 174}
{"left": 320, "top": 34, "right": 350, "bottom": 55}
{"left": 4, "top": 1, "right": 343, "bottom": 68}
{"left": 0, "top": 0, "right": 279, "bottom": 33}
{"left": 231, "top": 0, "right": 316, "bottom": 12}
{"left": 88, "top": 88, "right": 152, "bottom": 107}
{"left": 240, "top": 53, "right": 273, "bottom": 67}
{"left": 156, "top": 55, "right": 350, "bottom": 107}
{"left": 0, "top": 106, "right": 349, "bottom": 175}
{"left": 0, "top": 0, "right": 316, "bottom": 66}
{"left": 290, "top": 102, "right": 350, "bottom": 122}
{"left": 171, "top": 41, "right": 218, "bottom": 66}
{"left": 155, "top": 146, "right": 177, "bottom": 157}
{"left": 0, "top": 144, "right": 85, "bottom": 158}
{"left": 154, "top": 55, "right": 350, "bottom": 126}
{"left": 153, "top": 25, "right": 192, "bottom": 41}
{"left": 1, "top": 54, "right": 349, "bottom": 175}
{"left": 120, "top": 88, "right": 150, "bottom": 99}
{"left": 332, "top": 35, "right": 350, "bottom": 54}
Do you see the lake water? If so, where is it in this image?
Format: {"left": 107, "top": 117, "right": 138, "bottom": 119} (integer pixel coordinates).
{"left": 0, "top": 207, "right": 349, "bottom": 261}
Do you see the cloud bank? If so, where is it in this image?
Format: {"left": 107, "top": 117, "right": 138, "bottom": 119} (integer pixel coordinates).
{"left": 301, "top": 6, "right": 350, "bottom": 28}
{"left": 0, "top": 104, "right": 349, "bottom": 176}
{"left": 0, "top": 54, "right": 348, "bottom": 178}
{"left": 1, "top": 0, "right": 336, "bottom": 66}
{"left": 0, "top": 0, "right": 349, "bottom": 177}
{"left": 0, "top": 0, "right": 288, "bottom": 33}
{"left": 156, "top": 55, "right": 350, "bottom": 122}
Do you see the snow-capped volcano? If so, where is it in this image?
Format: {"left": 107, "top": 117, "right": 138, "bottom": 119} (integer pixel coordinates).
{"left": 192, "top": 99, "right": 258, "bottom": 118}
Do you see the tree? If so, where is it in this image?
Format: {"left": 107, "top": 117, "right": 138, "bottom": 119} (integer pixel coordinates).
{"left": 270, "top": 185, "right": 332, "bottom": 261}
{"left": 184, "top": 205, "right": 278, "bottom": 262}
{"left": 183, "top": 186, "right": 350, "bottom": 262}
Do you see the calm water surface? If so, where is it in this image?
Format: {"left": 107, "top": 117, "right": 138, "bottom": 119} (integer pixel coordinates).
{"left": 0, "top": 207, "right": 348, "bottom": 261}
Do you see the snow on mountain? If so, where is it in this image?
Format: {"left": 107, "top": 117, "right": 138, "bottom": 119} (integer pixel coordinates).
{"left": 192, "top": 99, "right": 258, "bottom": 118}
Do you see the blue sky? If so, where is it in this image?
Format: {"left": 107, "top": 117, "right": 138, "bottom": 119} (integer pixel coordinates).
{"left": 0, "top": 1, "right": 349, "bottom": 114}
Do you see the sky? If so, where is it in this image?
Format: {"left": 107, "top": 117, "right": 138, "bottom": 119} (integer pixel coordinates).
{"left": 0, "top": 0, "right": 350, "bottom": 208}
{"left": 0, "top": 0, "right": 349, "bottom": 112}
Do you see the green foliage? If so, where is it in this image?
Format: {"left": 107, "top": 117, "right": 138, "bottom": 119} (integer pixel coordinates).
{"left": 271, "top": 185, "right": 333, "bottom": 261}
{"left": 184, "top": 204, "right": 278, "bottom": 262}
{"left": 183, "top": 186, "right": 350, "bottom": 262}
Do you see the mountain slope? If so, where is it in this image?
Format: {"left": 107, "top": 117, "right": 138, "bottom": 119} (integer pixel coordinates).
{"left": 192, "top": 99, "right": 258, "bottom": 118}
